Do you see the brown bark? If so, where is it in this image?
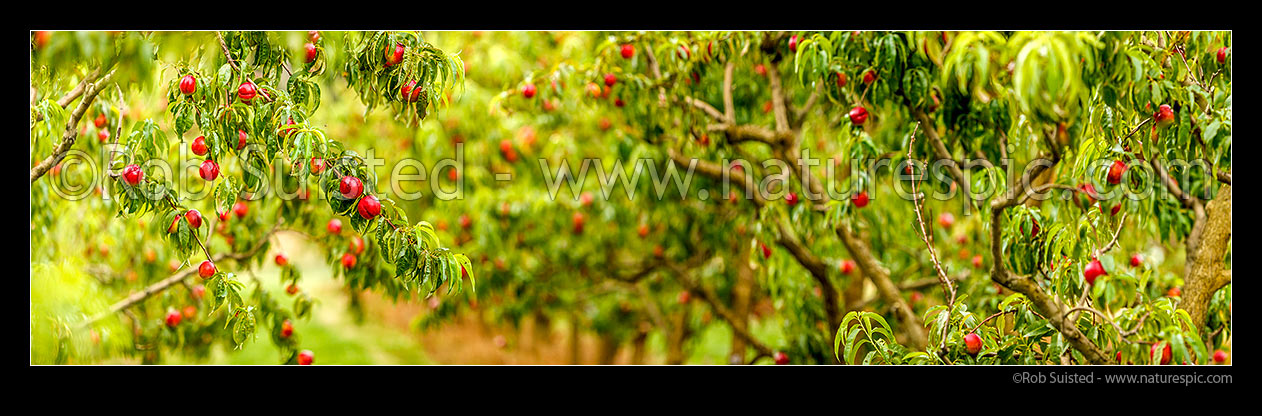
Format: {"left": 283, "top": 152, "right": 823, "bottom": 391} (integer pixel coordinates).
{"left": 728, "top": 242, "right": 755, "bottom": 364}
{"left": 630, "top": 326, "right": 649, "bottom": 365}
{"left": 666, "top": 308, "right": 689, "bottom": 364}
{"left": 1181, "top": 185, "right": 1232, "bottom": 329}
{"left": 595, "top": 333, "right": 619, "bottom": 365}
{"left": 568, "top": 312, "right": 582, "bottom": 365}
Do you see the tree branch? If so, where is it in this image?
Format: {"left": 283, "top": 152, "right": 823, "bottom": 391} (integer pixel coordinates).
{"left": 77, "top": 227, "right": 282, "bottom": 329}
{"left": 30, "top": 68, "right": 116, "bottom": 183}
{"left": 32, "top": 68, "right": 102, "bottom": 123}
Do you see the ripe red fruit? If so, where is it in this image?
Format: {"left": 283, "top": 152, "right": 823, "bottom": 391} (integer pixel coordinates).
{"left": 122, "top": 164, "right": 144, "bottom": 186}
{"left": 653, "top": 245, "right": 665, "bottom": 258}
{"left": 308, "top": 31, "right": 321, "bottom": 43}
{"left": 938, "top": 212, "right": 955, "bottom": 228}
{"left": 762, "top": 100, "right": 773, "bottom": 113}
{"left": 458, "top": 214, "right": 472, "bottom": 230}
{"left": 237, "top": 129, "right": 248, "bottom": 150}
{"left": 964, "top": 333, "right": 982, "bottom": 355}
{"left": 1212, "top": 350, "right": 1228, "bottom": 364}
{"left": 341, "top": 252, "right": 357, "bottom": 269}
{"left": 678, "top": 290, "right": 691, "bottom": 304}
{"left": 281, "top": 320, "right": 294, "bottom": 338}
{"left": 862, "top": 69, "right": 876, "bottom": 84}
{"left": 237, "top": 82, "right": 257, "bottom": 103}
{"left": 835, "top": 72, "right": 847, "bottom": 87}
{"left": 677, "top": 44, "right": 691, "bottom": 60}
{"left": 339, "top": 176, "right": 364, "bottom": 200}
{"left": 910, "top": 291, "right": 924, "bottom": 303}
{"left": 199, "top": 160, "right": 219, "bottom": 181}
{"left": 614, "top": 97, "right": 624, "bottom": 108}
{"left": 572, "top": 212, "right": 586, "bottom": 234}
{"left": 1151, "top": 342, "right": 1171, "bottom": 365}
{"left": 620, "top": 43, "right": 635, "bottom": 59}
{"left": 286, "top": 283, "right": 299, "bottom": 295}
{"left": 638, "top": 224, "right": 649, "bottom": 238}
{"left": 304, "top": 42, "right": 317, "bottom": 63}
{"left": 191, "top": 136, "right": 208, "bottom": 156}
{"left": 1019, "top": 219, "right": 1041, "bottom": 237}
{"left": 773, "top": 351, "right": 790, "bottom": 365}
{"left": 185, "top": 209, "right": 202, "bottom": 229}
{"left": 1107, "top": 160, "right": 1127, "bottom": 185}
{"left": 198, "top": 260, "right": 216, "bottom": 279}
{"left": 349, "top": 235, "right": 366, "bottom": 255}
{"left": 310, "top": 157, "right": 325, "bottom": 175}
{"left": 840, "top": 259, "right": 856, "bottom": 275}
{"left": 94, "top": 113, "right": 107, "bottom": 128}
{"left": 401, "top": 80, "right": 421, "bottom": 102}
{"left": 233, "top": 201, "right": 248, "bottom": 218}
{"left": 521, "top": 83, "right": 537, "bottom": 99}
{"left": 357, "top": 195, "right": 382, "bottom": 219}
{"left": 1076, "top": 183, "right": 1098, "bottom": 208}
{"left": 98, "top": 129, "right": 110, "bottom": 143}
{"left": 788, "top": 35, "right": 799, "bottom": 53}
{"left": 604, "top": 73, "right": 617, "bottom": 87}
{"left": 785, "top": 191, "right": 799, "bottom": 206}
{"left": 760, "top": 242, "right": 772, "bottom": 259}
{"left": 275, "top": 253, "right": 288, "bottom": 266}
{"left": 34, "top": 31, "right": 52, "bottom": 49}
{"left": 165, "top": 311, "right": 182, "bottom": 328}
{"left": 1083, "top": 258, "right": 1107, "bottom": 285}
{"left": 848, "top": 106, "right": 868, "bottom": 125}
{"left": 1154, "top": 104, "right": 1175, "bottom": 126}
{"left": 182, "top": 305, "right": 197, "bottom": 319}
{"left": 179, "top": 74, "right": 196, "bottom": 95}
{"left": 754, "top": 64, "right": 767, "bottom": 77}
{"left": 385, "top": 43, "right": 405, "bottom": 66}
{"left": 851, "top": 191, "right": 870, "bottom": 208}
{"left": 1216, "top": 47, "right": 1227, "bottom": 64}
{"left": 598, "top": 118, "right": 612, "bottom": 130}
{"left": 972, "top": 255, "right": 983, "bottom": 268}
{"left": 192, "top": 285, "right": 205, "bottom": 299}
{"left": 297, "top": 350, "right": 314, "bottom": 365}
{"left": 580, "top": 192, "right": 594, "bottom": 207}
{"left": 327, "top": 218, "right": 343, "bottom": 234}
{"left": 1130, "top": 254, "right": 1142, "bottom": 267}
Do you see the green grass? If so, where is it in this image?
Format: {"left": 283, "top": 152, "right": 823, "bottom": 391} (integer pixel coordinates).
{"left": 164, "top": 235, "right": 435, "bottom": 365}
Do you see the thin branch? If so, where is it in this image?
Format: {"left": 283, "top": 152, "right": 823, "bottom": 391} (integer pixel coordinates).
{"left": 663, "top": 259, "right": 774, "bottom": 358}
{"left": 77, "top": 227, "right": 283, "bottom": 329}
{"left": 32, "top": 68, "right": 102, "bottom": 123}
{"left": 722, "top": 62, "right": 735, "bottom": 122}
{"left": 30, "top": 68, "right": 117, "bottom": 183}
{"left": 907, "top": 122, "right": 957, "bottom": 353}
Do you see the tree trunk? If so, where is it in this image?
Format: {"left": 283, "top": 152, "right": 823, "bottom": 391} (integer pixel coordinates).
{"left": 1181, "top": 185, "right": 1232, "bottom": 329}
{"left": 569, "top": 313, "right": 582, "bottom": 365}
{"left": 595, "top": 333, "right": 619, "bottom": 365}
{"left": 728, "top": 242, "right": 755, "bottom": 364}
{"left": 630, "top": 327, "right": 649, "bottom": 365}
{"left": 666, "top": 308, "right": 690, "bottom": 364}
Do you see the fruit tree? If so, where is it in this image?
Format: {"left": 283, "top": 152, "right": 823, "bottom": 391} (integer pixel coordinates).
{"left": 30, "top": 30, "right": 1231, "bottom": 365}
